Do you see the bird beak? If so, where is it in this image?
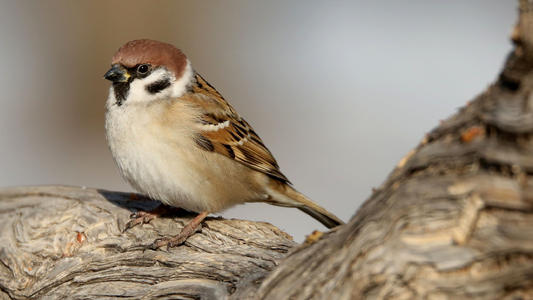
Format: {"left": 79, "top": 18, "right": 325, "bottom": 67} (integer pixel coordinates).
{"left": 104, "top": 64, "right": 131, "bottom": 83}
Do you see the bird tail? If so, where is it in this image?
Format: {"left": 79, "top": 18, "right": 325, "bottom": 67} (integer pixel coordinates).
{"left": 265, "top": 181, "right": 344, "bottom": 229}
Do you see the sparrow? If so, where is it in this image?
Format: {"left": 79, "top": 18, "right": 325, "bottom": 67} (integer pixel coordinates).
{"left": 104, "top": 39, "right": 344, "bottom": 249}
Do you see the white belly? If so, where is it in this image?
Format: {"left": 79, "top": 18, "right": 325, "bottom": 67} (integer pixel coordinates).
{"left": 105, "top": 102, "right": 264, "bottom": 212}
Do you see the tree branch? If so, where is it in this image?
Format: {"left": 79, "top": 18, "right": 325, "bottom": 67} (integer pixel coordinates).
{"left": 240, "top": 2, "right": 533, "bottom": 299}
{"left": 0, "top": 186, "right": 294, "bottom": 299}
{"left": 2, "top": 2, "right": 532, "bottom": 299}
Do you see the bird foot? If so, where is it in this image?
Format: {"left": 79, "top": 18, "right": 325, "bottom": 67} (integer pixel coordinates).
{"left": 123, "top": 203, "right": 182, "bottom": 232}
{"left": 149, "top": 211, "right": 209, "bottom": 250}
{"left": 149, "top": 230, "right": 195, "bottom": 250}
{"left": 123, "top": 211, "right": 157, "bottom": 232}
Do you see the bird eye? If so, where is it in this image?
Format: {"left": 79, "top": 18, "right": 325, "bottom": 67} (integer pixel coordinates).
{"left": 137, "top": 64, "right": 150, "bottom": 74}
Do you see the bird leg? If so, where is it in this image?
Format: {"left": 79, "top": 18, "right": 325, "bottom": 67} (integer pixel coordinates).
{"left": 123, "top": 203, "right": 183, "bottom": 232}
{"left": 150, "top": 211, "right": 209, "bottom": 249}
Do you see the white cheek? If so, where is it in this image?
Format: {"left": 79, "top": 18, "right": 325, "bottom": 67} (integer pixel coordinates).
{"left": 106, "top": 60, "right": 194, "bottom": 107}
{"left": 126, "top": 68, "right": 174, "bottom": 104}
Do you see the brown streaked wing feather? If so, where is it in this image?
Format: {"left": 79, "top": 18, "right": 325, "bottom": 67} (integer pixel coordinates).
{"left": 186, "top": 73, "right": 290, "bottom": 184}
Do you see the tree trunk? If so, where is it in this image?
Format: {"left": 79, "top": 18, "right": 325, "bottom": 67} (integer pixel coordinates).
{"left": 238, "top": 1, "right": 533, "bottom": 299}
{"left": 2, "top": 1, "right": 533, "bottom": 299}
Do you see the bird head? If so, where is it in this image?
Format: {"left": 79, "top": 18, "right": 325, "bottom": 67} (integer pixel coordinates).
{"left": 104, "top": 39, "right": 193, "bottom": 106}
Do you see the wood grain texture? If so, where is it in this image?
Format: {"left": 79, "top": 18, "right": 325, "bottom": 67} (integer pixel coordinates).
{"left": 2, "top": 2, "right": 533, "bottom": 299}
{"left": 0, "top": 186, "right": 295, "bottom": 299}
{"left": 232, "top": 1, "right": 533, "bottom": 299}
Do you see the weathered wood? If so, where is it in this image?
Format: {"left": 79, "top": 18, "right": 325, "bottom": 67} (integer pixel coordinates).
{"left": 2, "top": 2, "right": 533, "bottom": 300}
{"left": 237, "top": 1, "right": 533, "bottom": 299}
{"left": 0, "top": 186, "right": 295, "bottom": 299}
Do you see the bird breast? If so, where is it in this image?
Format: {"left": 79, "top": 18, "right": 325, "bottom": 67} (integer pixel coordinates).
{"left": 105, "top": 99, "right": 266, "bottom": 213}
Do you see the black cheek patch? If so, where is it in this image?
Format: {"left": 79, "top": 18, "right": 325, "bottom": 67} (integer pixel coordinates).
{"left": 146, "top": 78, "right": 171, "bottom": 94}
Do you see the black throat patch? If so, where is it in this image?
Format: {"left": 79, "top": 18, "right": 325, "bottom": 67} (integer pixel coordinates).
{"left": 110, "top": 66, "right": 171, "bottom": 106}
{"left": 113, "top": 82, "right": 130, "bottom": 106}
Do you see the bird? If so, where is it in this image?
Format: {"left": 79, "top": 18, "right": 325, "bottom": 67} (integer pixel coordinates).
{"left": 103, "top": 39, "right": 344, "bottom": 249}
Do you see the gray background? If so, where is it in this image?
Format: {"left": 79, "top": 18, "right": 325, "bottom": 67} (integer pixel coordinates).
{"left": 0, "top": 1, "right": 516, "bottom": 241}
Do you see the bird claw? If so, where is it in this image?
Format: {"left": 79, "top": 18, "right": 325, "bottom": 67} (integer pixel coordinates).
{"left": 123, "top": 210, "right": 158, "bottom": 233}
{"left": 149, "top": 236, "right": 185, "bottom": 250}
{"left": 148, "top": 225, "right": 202, "bottom": 250}
{"left": 148, "top": 239, "right": 165, "bottom": 251}
{"left": 140, "top": 211, "right": 208, "bottom": 251}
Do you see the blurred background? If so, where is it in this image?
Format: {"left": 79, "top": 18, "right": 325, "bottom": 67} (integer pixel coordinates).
{"left": 0, "top": 1, "right": 516, "bottom": 241}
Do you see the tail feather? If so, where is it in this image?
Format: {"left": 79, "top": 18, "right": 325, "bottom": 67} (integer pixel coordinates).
{"left": 266, "top": 182, "right": 344, "bottom": 229}
{"left": 297, "top": 205, "right": 343, "bottom": 229}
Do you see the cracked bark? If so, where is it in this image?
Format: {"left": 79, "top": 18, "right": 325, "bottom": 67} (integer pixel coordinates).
{"left": 236, "top": 2, "right": 533, "bottom": 299}
{"left": 2, "top": 1, "right": 533, "bottom": 299}
{"left": 0, "top": 186, "right": 295, "bottom": 299}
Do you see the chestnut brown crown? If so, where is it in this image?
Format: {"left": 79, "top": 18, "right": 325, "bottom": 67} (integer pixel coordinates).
{"left": 111, "top": 39, "right": 188, "bottom": 78}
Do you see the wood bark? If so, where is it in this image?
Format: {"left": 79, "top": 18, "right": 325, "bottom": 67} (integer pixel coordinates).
{"left": 2, "top": 1, "right": 533, "bottom": 299}
{"left": 0, "top": 186, "right": 295, "bottom": 299}
{"left": 238, "top": 1, "right": 533, "bottom": 299}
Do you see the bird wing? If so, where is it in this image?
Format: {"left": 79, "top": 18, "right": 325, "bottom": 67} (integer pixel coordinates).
{"left": 182, "top": 73, "right": 290, "bottom": 184}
